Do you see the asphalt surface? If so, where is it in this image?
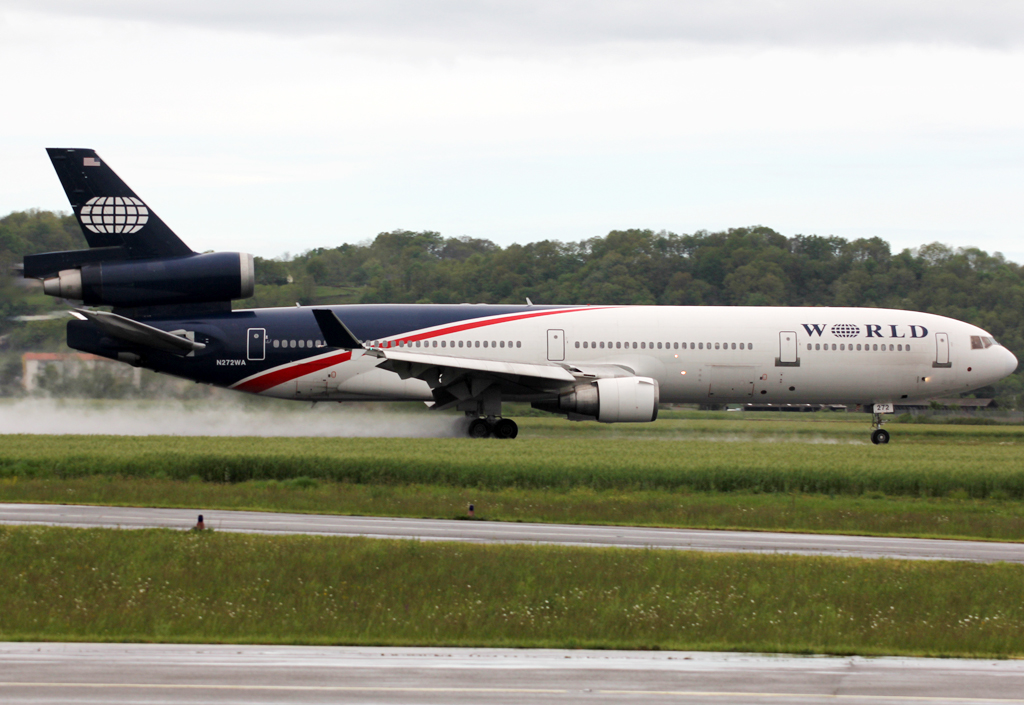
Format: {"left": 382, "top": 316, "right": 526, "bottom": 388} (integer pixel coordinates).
{"left": 3, "top": 643, "right": 1024, "bottom": 705}
{"left": 2, "top": 502, "right": 1024, "bottom": 563}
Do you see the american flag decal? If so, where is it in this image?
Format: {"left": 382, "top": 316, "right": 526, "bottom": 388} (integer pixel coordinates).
{"left": 83, "top": 157, "right": 101, "bottom": 167}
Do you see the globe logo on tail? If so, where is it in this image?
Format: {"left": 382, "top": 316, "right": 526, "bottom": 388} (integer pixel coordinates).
{"left": 80, "top": 196, "right": 149, "bottom": 234}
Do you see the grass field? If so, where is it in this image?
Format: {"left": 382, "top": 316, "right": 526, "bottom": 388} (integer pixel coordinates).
{"left": 2, "top": 525, "right": 1022, "bottom": 657}
{"left": 2, "top": 416, "right": 1024, "bottom": 540}
{"left": 2, "top": 426, "right": 1024, "bottom": 497}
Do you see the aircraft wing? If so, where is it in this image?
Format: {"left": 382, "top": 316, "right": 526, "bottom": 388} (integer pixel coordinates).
{"left": 74, "top": 309, "right": 205, "bottom": 355}
{"left": 373, "top": 350, "right": 637, "bottom": 411}
{"left": 377, "top": 349, "right": 576, "bottom": 384}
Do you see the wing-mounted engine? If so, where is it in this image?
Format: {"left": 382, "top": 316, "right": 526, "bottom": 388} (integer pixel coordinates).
{"left": 533, "top": 376, "right": 660, "bottom": 423}
{"left": 40, "top": 252, "right": 254, "bottom": 307}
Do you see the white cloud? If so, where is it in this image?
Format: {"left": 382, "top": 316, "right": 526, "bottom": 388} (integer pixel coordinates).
{"left": 6, "top": 0, "right": 1024, "bottom": 49}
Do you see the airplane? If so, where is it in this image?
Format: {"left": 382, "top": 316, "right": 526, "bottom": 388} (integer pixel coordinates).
{"left": 25, "top": 148, "right": 1019, "bottom": 443}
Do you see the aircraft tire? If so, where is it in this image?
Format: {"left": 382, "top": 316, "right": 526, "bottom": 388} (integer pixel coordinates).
{"left": 468, "top": 418, "right": 492, "bottom": 439}
{"left": 492, "top": 418, "right": 518, "bottom": 439}
{"left": 871, "top": 429, "right": 890, "bottom": 445}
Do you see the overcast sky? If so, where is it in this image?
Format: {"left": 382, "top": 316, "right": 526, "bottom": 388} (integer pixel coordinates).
{"left": 2, "top": 1, "right": 1023, "bottom": 262}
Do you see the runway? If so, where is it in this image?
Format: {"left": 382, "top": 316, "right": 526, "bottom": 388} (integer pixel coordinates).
{"left": 3, "top": 642, "right": 1024, "bottom": 705}
{"left": 2, "top": 502, "right": 1023, "bottom": 563}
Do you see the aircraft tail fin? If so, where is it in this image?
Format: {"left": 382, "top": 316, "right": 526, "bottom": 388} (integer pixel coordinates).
{"left": 45, "top": 148, "right": 194, "bottom": 260}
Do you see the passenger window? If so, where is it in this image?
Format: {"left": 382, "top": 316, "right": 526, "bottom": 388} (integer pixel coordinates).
{"left": 699, "top": 343, "right": 704, "bottom": 350}
{"left": 640, "top": 342, "right": 646, "bottom": 349}
{"left": 856, "top": 344, "right": 861, "bottom": 351}
{"left": 583, "top": 342, "right": 588, "bottom": 349}
{"left": 872, "top": 344, "right": 878, "bottom": 351}
{"left": 807, "top": 344, "right": 812, "bottom": 351}
{"left": 731, "top": 343, "right": 736, "bottom": 350}
{"left": 631, "top": 342, "right": 636, "bottom": 349}
{"left": 475, "top": 341, "right": 480, "bottom": 348}
{"left": 691, "top": 343, "right": 696, "bottom": 349}
{"left": 500, "top": 341, "right": 505, "bottom": 348}
{"left": 615, "top": 342, "right": 620, "bottom": 349}
{"left": 889, "top": 344, "right": 894, "bottom": 351}
{"left": 441, "top": 340, "right": 446, "bottom": 348}
{"left": 458, "top": 341, "right": 463, "bottom": 348}
{"left": 657, "top": 342, "right": 662, "bottom": 349}
{"left": 840, "top": 344, "right": 845, "bottom": 351}
{"left": 739, "top": 343, "right": 744, "bottom": 350}
{"left": 516, "top": 341, "right": 521, "bottom": 348}
{"left": 273, "top": 340, "right": 279, "bottom": 348}
{"left": 906, "top": 345, "right": 910, "bottom": 351}
{"left": 650, "top": 342, "right": 654, "bottom": 349}
{"left": 599, "top": 342, "right": 605, "bottom": 349}
{"left": 483, "top": 341, "right": 489, "bottom": 348}
{"left": 748, "top": 343, "right": 752, "bottom": 350}
{"left": 492, "top": 341, "right": 496, "bottom": 348}
{"left": 674, "top": 342, "right": 679, "bottom": 349}
{"left": 592, "top": 341, "right": 597, "bottom": 348}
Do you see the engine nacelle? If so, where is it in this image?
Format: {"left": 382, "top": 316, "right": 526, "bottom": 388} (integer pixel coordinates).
{"left": 536, "top": 376, "right": 660, "bottom": 423}
{"left": 42, "top": 252, "right": 254, "bottom": 307}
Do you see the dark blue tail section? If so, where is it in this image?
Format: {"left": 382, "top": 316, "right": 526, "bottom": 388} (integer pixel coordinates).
{"left": 45, "top": 148, "right": 193, "bottom": 260}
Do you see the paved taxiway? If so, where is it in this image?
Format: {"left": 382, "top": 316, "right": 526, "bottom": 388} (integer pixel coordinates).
{"left": 3, "top": 643, "right": 1024, "bottom": 705}
{"left": 2, "top": 502, "right": 1023, "bottom": 563}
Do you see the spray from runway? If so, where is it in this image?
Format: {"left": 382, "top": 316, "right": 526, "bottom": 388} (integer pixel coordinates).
{"left": 0, "top": 399, "right": 467, "bottom": 437}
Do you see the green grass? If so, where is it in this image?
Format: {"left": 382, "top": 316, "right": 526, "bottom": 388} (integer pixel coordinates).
{"left": 3, "top": 431, "right": 1024, "bottom": 498}
{"left": 2, "top": 525, "right": 1023, "bottom": 657}
{"left": 4, "top": 477, "right": 1024, "bottom": 541}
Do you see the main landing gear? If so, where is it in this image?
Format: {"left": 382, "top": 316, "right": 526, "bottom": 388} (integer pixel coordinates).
{"left": 467, "top": 417, "right": 519, "bottom": 439}
{"left": 870, "top": 412, "right": 891, "bottom": 445}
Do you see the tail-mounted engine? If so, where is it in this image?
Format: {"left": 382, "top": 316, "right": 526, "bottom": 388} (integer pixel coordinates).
{"left": 39, "top": 252, "right": 254, "bottom": 307}
{"left": 534, "top": 376, "right": 660, "bottom": 423}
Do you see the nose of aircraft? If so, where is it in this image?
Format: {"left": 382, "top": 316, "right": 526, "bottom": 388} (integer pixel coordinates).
{"left": 1000, "top": 347, "right": 1020, "bottom": 378}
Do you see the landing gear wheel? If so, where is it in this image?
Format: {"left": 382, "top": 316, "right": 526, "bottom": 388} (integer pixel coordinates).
{"left": 871, "top": 428, "right": 890, "bottom": 445}
{"left": 468, "top": 418, "right": 492, "bottom": 439}
{"left": 492, "top": 418, "right": 519, "bottom": 439}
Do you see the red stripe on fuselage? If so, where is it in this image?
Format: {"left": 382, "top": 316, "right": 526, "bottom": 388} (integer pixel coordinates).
{"left": 378, "top": 306, "right": 614, "bottom": 346}
{"left": 233, "top": 350, "right": 352, "bottom": 394}
{"left": 233, "top": 306, "right": 614, "bottom": 394}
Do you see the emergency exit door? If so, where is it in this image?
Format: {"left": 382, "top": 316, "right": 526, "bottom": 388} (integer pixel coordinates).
{"left": 247, "top": 328, "right": 266, "bottom": 361}
{"left": 547, "top": 329, "right": 565, "bottom": 361}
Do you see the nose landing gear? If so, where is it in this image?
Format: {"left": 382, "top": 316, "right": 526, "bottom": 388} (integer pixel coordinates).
{"left": 870, "top": 412, "right": 891, "bottom": 444}
{"left": 466, "top": 417, "right": 519, "bottom": 439}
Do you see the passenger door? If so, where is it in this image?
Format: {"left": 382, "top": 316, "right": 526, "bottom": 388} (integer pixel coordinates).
{"left": 247, "top": 328, "right": 266, "bottom": 361}
{"left": 776, "top": 331, "right": 799, "bottom": 367}
{"left": 933, "top": 332, "right": 951, "bottom": 368}
{"left": 547, "top": 329, "right": 565, "bottom": 361}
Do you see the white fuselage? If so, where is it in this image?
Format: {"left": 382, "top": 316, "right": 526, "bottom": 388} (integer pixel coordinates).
{"left": 254, "top": 306, "right": 1017, "bottom": 407}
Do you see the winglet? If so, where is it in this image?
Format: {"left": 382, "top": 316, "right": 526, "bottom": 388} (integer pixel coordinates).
{"left": 312, "top": 309, "right": 364, "bottom": 349}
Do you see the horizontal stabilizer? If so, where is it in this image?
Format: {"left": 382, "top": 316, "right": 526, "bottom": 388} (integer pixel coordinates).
{"left": 74, "top": 309, "right": 205, "bottom": 356}
{"left": 312, "top": 309, "right": 363, "bottom": 349}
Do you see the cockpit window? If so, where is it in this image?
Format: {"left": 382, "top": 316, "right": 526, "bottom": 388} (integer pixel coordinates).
{"left": 972, "top": 335, "right": 998, "bottom": 349}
